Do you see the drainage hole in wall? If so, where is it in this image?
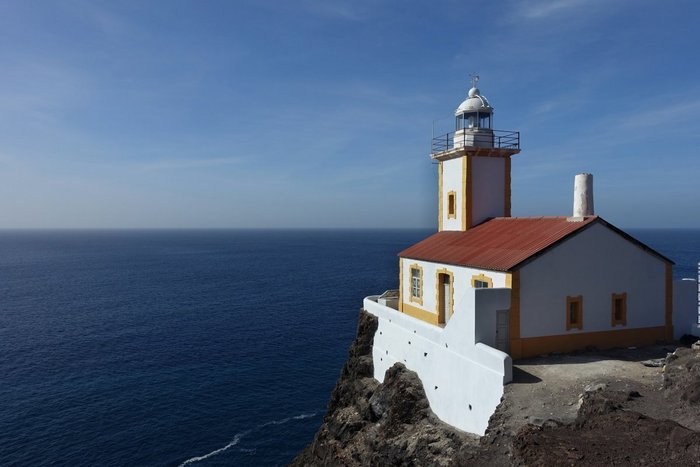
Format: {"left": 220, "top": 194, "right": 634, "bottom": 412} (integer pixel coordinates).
{"left": 424, "top": 352, "right": 428, "bottom": 357}
{"left": 434, "top": 386, "right": 438, "bottom": 390}
{"left": 408, "top": 341, "right": 411, "bottom": 345}
{"left": 414, "top": 330, "right": 416, "bottom": 333}
{"left": 379, "top": 331, "right": 382, "bottom": 335}
{"left": 469, "top": 404, "right": 472, "bottom": 411}
{"left": 386, "top": 350, "right": 388, "bottom": 355}
{"left": 380, "top": 358, "right": 383, "bottom": 361}
{"left": 445, "top": 343, "right": 448, "bottom": 348}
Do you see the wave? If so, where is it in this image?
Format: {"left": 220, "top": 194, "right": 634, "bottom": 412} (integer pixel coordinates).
{"left": 260, "top": 412, "right": 317, "bottom": 427}
{"left": 177, "top": 411, "right": 319, "bottom": 465}
{"left": 178, "top": 430, "right": 250, "bottom": 466}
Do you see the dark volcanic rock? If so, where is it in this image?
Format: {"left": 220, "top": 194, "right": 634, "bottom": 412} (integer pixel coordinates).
{"left": 290, "top": 310, "right": 479, "bottom": 466}
{"left": 515, "top": 390, "right": 700, "bottom": 466}
{"left": 664, "top": 347, "right": 700, "bottom": 406}
{"left": 292, "top": 310, "right": 700, "bottom": 466}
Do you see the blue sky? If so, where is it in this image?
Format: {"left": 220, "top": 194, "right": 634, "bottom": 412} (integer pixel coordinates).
{"left": 1, "top": 0, "right": 699, "bottom": 228}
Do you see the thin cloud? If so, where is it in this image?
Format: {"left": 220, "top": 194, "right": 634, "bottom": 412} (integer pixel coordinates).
{"left": 60, "top": 1, "right": 133, "bottom": 38}
{"left": 138, "top": 157, "right": 242, "bottom": 172}
{"left": 616, "top": 99, "right": 700, "bottom": 130}
{"left": 300, "top": 0, "right": 365, "bottom": 21}
{"left": 515, "top": 0, "right": 596, "bottom": 20}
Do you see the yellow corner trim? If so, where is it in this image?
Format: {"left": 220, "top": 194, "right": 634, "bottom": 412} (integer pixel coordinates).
{"left": 438, "top": 162, "right": 443, "bottom": 231}
{"left": 462, "top": 156, "right": 472, "bottom": 231}
{"left": 504, "top": 156, "right": 511, "bottom": 217}
{"left": 398, "top": 258, "right": 403, "bottom": 312}
{"left": 509, "top": 271, "right": 521, "bottom": 358}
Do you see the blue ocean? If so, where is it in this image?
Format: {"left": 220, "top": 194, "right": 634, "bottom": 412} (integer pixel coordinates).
{"left": 0, "top": 229, "right": 698, "bottom": 466}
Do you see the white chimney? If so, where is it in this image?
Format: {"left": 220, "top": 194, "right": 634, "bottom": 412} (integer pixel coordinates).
{"left": 572, "top": 173, "right": 594, "bottom": 218}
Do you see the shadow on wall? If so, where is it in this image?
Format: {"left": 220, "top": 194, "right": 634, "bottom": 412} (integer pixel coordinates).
{"left": 674, "top": 279, "right": 699, "bottom": 340}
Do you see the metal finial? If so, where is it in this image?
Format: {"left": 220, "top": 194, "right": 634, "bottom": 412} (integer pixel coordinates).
{"left": 469, "top": 73, "right": 479, "bottom": 88}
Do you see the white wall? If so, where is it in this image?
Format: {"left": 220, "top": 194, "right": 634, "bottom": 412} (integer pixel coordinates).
{"left": 365, "top": 288, "right": 512, "bottom": 435}
{"left": 673, "top": 279, "right": 699, "bottom": 339}
{"left": 471, "top": 156, "right": 505, "bottom": 226}
{"left": 441, "top": 157, "right": 464, "bottom": 231}
{"left": 475, "top": 288, "right": 512, "bottom": 349}
{"left": 401, "top": 258, "right": 508, "bottom": 318}
{"left": 519, "top": 222, "right": 667, "bottom": 338}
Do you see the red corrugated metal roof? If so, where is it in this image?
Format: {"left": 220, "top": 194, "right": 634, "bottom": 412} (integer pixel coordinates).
{"left": 399, "top": 216, "right": 601, "bottom": 271}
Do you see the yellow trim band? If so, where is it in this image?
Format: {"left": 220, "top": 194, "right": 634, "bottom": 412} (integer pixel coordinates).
{"left": 516, "top": 326, "right": 668, "bottom": 359}
{"left": 401, "top": 301, "right": 439, "bottom": 325}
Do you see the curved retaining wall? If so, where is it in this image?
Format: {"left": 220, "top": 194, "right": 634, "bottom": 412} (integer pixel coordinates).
{"left": 364, "top": 290, "right": 511, "bottom": 435}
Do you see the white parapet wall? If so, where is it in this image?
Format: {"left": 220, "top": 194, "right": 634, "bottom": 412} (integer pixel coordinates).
{"left": 673, "top": 278, "right": 699, "bottom": 339}
{"left": 364, "top": 287, "right": 512, "bottom": 435}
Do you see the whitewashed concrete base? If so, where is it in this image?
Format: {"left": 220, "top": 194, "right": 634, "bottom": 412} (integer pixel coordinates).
{"left": 364, "top": 289, "right": 511, "bottom": 435}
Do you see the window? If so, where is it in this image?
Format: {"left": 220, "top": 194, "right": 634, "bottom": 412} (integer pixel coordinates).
{"left": 566, "top": 296, "right": 583, "bottom": 330}
{"left": 457, "top": 112, "right": 478, "bottom": 130}
{"left": 611, "top": 293, "right": 627, "bottom": 326}
{"left": 447, "top": 191, "right": 456, "bottom": 219}
{"left": 409, "top": 264, "right": 423, "bottom": 305}
{"left": 471, "top": 273, "right": 493, "bottom": 289}
{"left": 479, "top": 113, "right": 491, "bottom": 129}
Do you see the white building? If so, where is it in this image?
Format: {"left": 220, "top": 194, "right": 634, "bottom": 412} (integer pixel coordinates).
{"left": 364, "top": 79, "right": 696, "bottom": 435}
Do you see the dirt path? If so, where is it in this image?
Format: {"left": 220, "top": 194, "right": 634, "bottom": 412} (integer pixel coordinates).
{"left": 471, "top": 344, "right": 700, "bottom": 466}
{"left": 502, "top": 345, "right": 682, "bottom": 433}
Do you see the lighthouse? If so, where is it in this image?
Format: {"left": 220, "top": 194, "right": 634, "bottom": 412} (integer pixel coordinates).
{"left": 432, "top": 77, "right": 520, "bottom": 231}
{"left": 362, "top": 78, "right": 678, "bottom": 435}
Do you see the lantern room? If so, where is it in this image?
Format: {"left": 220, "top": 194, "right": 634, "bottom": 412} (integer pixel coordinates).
{"left": 453, "top": 78, "right": 494, "bottom": 149}
{"left": 430, "top": 76, "right": 520, "bottom": 159}
{"left": 455, "top": 86, "right": 493, "bottom": 131}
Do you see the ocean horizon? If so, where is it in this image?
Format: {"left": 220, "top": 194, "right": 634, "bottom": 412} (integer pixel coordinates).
{"left": 1, "top": 228, "right": 698, "bottom": 466}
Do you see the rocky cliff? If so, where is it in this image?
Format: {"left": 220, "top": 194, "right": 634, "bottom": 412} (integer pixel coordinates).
{"left": 291, "top": 310, "right": 700, "bottom": 466}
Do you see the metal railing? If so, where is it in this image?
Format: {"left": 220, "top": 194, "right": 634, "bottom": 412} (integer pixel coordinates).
{"left": 431, "top": 129, "right": 520, "bottom": 154}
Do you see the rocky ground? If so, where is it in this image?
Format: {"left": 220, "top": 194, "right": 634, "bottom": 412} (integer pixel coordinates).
{"left": 291, "top": 310, "right": 700, "bottom": 466}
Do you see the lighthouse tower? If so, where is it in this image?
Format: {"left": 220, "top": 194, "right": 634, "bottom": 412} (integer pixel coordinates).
{"left": 432, "top": 77, "right": 520, "bottom": 231}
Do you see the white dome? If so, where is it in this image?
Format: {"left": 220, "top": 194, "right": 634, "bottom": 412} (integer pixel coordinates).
{"left": 455, "top": 87, "right": 492, "bottom": 116}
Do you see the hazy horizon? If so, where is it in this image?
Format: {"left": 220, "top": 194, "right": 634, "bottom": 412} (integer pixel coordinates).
{"left": 1, "top": 1, "right": 699, "bottom": 229}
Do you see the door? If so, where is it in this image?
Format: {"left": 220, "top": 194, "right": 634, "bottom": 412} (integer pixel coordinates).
{"left": 438, "top": 273, "right": 451, "bottom": 324}
{"left": 496, "top": 309, "right": 509, "bottom": 352}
